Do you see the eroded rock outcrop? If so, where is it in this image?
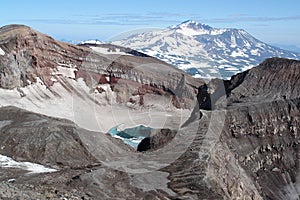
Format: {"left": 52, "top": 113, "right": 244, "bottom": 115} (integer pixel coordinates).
{"left": 0, "top": 24, "right": 202, "bottom": 109}
{"left": 137, "top": 129, "right": 177, "bottom": 152}
{"left": 139, "top": 58, "right": 300, "bottom": 199}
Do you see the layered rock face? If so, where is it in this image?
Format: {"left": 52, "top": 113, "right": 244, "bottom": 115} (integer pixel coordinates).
{"left": 226, "top": 58, "right": 300, "bottom": 100}
{"left": 0, "top": 25, "right": 204, "bottom": 134}
{"left": 138, "top": 58, "right": 300, "bottom": 199}
{"left": 220, "top": 58, "right": 300, "bottom": 199}
{"left": 0, "top": 25, "right": 92, "bottom": 89}
{"left": 0, "top": 24, "right": 201, "bottom": 109}
{"left": 222, "top": 98, "right": 299, "bottom": 199}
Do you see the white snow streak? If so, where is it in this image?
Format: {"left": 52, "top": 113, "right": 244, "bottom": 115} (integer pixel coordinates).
{"left": 91, "top": 46, "right": 131, "bottom": 56}
{"left": 82, "top": 40, "right": 102, "bottom": 45}
{"left": 0, "top": 47, "right": 5, "bottom": 56}
{"left": 0, "top": 154, "right": 57, "bottom": 174}
{"left": 52, "top": 65, "right": 78, "bottom": 79}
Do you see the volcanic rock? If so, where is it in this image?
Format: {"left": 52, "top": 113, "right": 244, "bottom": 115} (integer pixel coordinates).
{"left": 0, "top": 24, "right": 299, "bottom": 199}
{"left": 139, "top": 58, "right": 300, "bottom": 199}
{"left": 0, "top": 24, "right": 202, "bottom": 109}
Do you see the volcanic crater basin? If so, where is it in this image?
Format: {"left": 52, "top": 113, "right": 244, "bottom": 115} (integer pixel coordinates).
{"left": 0, "top": 24, "right": 300, "bottom": 199}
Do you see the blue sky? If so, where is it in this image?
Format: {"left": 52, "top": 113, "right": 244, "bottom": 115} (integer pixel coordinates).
{"left": 1, "top": 0, "right": 300, "bottom": 48}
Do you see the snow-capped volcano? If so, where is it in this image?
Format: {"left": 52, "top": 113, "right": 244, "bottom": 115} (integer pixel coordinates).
{"left": 171, "top": 20, "right": 225, "bottom": 36}
{"left": 113, "top": 20, "right": 300, "bottom": 79}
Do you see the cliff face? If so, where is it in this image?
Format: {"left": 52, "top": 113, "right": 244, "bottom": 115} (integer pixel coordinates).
{"left": 139, "top": 58, "right": 300, "bottom": 199}
{"left": 219, "top": 58, "right": 300, "bottom": 199}
{"left": 0, "top": 25, "right": 93, "bottom": 89}
{"left": 0, "top": 24, "right": 204, "bottom": 135}
{"left": 0, "top": 25, "right": 202, "bottom": 109}
{"left": 227, "top": 58, "right": 300, "bottom": 100}
{"left": 223, "top": 98, "right": 299, "bottom": 199}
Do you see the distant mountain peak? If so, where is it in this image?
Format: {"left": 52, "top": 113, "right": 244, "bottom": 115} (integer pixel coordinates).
{"left": 113, "top": 20, "right": 300, "bottom": 79}
{"left": 178, "top": 20, "right": 212, "bottom": 30}
{"left": 170, "top": 20, "right": 224, "bottom": 36}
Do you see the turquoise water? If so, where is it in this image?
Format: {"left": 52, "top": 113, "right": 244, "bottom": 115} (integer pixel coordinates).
{"left": 108, "top": 126, "right": 119, "bottom": 135}
{"left": 108, "top": 125, "right": 152, "bottom": 148}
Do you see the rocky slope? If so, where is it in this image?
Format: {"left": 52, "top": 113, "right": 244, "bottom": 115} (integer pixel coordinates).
{"left": 137, "top": 58, "right": 300, "bottom": 199}
{"left": 0, "top": 106, "right": 132, "bottom": 199}
{"left": 1, "top": 58, "right": 298, "bottom": 200}
{"left": 0, "top": 24, "right": 203, "bottom": 133}
{"left": 221, "top": 58, "right": 300, "bottom": 199}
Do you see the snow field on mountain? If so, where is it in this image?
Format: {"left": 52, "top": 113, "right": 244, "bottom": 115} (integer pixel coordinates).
{"left": 0, "top": 154, "right": 57, "bottom": 174}
{"left": 0, "top": 47, "right": 5, "bottom": 56}
{"left": 113, "top": 20, "right": 300, "bottom": 79}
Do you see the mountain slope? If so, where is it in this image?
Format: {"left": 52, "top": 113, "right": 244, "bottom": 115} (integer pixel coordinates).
{"left": 137, "top": 58, "right": 300, "bottom": 199}
{"left": 113, "top": 20, "right": 300, "bottom": 79}
{"left": 0, "top": 24, "right": 203, "bottom": 133}
{"left": 1, "top": 58, "right": 298, "bottom": 199}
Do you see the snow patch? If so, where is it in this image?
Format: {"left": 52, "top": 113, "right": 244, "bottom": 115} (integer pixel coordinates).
{"left": 231, "top": 50, "right": 248, "bottom": 58}
{"left": 241, "top": 65, "right": 255, "bottom": 71}
{"left": 175, "top": 22, "right": 226, "bottom": 36}
{"left": 91, "top": 46, "right": 131, "bottom": 56}
{"left": 52, "top": 65, "right": 77, "bottom": 79}
{"left": 214, "top": 39, "right": 226, "bottom": 48}
{"left": 177, "top": 27, "right": 210, "bottom": 36}
{"left": 225, "top": 67, "right": 239, "bottom": 71}
{"left": 250, "top": 49, "right": 260, "bottom": 56}
{"left": 0, "top": 154, "right": 57, "bottom": 174}
{"left": 193, "top": 73, "right": 215, "bottom": 79}
{"left": 208, "top": 68, "right": 219, "bottom": 73}
{"left": 230, "top": 34, "right": 237, "bottom": 48}
{"left": 0, "top": 47, "right": 5, "bottom": 56}
{"left": 210, "top": 29, "right": 227, "bottom": 35}
{"left": 82, "top": 40, "right": 102, "bottom": 45}
{"left": 50, "top": 77, "right": 58, "bottom": 82}
{"left": 95, "top": 84, "right": 111, "bottom": 93}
